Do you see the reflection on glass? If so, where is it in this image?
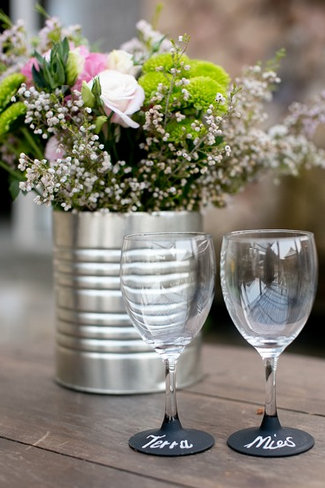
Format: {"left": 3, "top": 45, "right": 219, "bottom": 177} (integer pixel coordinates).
{"left": 221, "top": 229, "right": 318, "bottom": 457}
{"left": 120, "top": 232, "right": 216, "bottom": 456}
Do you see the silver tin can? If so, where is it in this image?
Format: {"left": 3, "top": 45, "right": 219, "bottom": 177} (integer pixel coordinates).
{"left": 53, "top": 211, "right": 203, "bottom": 394}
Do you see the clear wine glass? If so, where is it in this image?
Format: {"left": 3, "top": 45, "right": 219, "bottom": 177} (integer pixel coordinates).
{"left": 220, "top": 229, "right": 318, "bottom": 457}
{"left": 120, "top": 232, "right": 216, "bottom": 456}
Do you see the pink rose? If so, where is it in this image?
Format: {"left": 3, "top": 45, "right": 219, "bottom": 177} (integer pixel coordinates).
{"left": 88, "top": 69, "right": 144, "bottom": 128}
{"left": 21, "top": 45, "right": 108, "bottom": 91}
{"left": 73, "top": 52, "right": 108, "bottom": 91}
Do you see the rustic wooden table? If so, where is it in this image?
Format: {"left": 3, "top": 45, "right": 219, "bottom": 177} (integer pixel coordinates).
{"left": 0, "top": 330, "right": 324, "bottom": 488}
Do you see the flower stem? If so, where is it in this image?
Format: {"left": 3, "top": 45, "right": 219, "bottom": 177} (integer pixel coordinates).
{"left": 21, "top": 128, "right": 44, "bottom": 160}
{"left": 0, "top": 160, "right": 25, "bottom": 181}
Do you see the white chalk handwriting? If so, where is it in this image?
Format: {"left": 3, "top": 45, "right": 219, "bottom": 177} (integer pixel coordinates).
{"left": 142, "top": 434, "right": 194, "bottom": 450}
{"left": 244, "top": 434, "right": 296, "bottom": 450}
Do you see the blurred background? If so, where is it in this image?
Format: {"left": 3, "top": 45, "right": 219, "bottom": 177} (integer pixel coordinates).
{"left": 1, "top": 0, "right": 324, "bottom": 354}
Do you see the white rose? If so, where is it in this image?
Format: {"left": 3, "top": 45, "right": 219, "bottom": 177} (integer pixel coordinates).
{"left": 89, "top": 69, "right": 144, "bottom": 129}
{"left": 107, "top": 49, "right": 137, "bottom": 75}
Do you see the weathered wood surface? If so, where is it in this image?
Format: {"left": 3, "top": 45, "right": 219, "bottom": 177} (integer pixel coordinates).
{"left": 190, "top": 343, "right": 325, "bottom": 416}
{"left": 0, "top": 336, "right": 324, "bottom": 488}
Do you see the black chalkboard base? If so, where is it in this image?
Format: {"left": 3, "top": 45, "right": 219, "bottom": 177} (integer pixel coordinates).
{"left": 227, "top": 414, "right": 314, "bottom": 457}
{"left": 129, "top": 418, "right": 215, "bottom": 456}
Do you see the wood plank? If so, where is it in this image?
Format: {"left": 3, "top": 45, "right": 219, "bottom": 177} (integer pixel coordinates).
{"left": 190, "top": 343, "right": 325, "bottom": 415}
{"left": 0, "top": 350, "right": 324, "bottom": 487}
{"left": 2, "top": 339, "right": 325, "bottom": 416}
{"left": 0, "top": 437, "right": 178, "bottom": 488}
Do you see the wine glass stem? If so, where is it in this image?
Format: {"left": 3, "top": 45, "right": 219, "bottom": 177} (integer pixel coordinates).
{"left": 163, "top": 358, "right": 179, "bottom": 423}
{"left": 264, "top": 356, "right": 278, "bottom": 417}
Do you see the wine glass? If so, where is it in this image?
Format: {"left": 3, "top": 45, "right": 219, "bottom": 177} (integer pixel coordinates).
{"left": 220, "top": 229, "right": 318, "bottom": 457}
{"left": 120, "top": 232, "right": 216, "bottom": 456}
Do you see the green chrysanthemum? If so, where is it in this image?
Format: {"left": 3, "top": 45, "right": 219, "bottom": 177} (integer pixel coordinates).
{"left": 0, "top": 102, "right": 27, "bottom": 138}
{"left": 0, "top": 73, "right": 25, "bottom": 111}
{"left": 185, "top": 76, "right": 227, "bottom": 111}
{"left": 187, "top": 60, "right": 230, "bottom": 89}
{"left": 138, "top": 71, "right": 171, "bottom": 103}
{"left": 142, "top": 52, "right": 190, "bottom": 74}
{"left": 166, "top": 118, "right": 206, "bottom": 144}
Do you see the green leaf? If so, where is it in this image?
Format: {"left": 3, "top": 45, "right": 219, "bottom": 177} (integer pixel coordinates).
{"left": 43, "top": 64, "right": 55, "bottom": 89}
{"left": 66, "top": 51, "right": 80, "bottom": 85}
{"left": 0, "top": 160, "right": 26, "bottom": 182}
{"left": 9, "top": 178, "right": 20, "bottom": 200}
{"left": 32, "top": 65, "right": 47, "bottom": 89}
{"left": 95, "top": 115, "right": 108, "bottom": 134}
{"left": 61, "top": 38, "right": 70, "bottom": 63}
{"left": 34, "top": 3, "right": 50, "bottom": 19}
{"left": 31, "top": 38, "right": 71, "bottom": 91}
{"left": 33, "top": 50, "right": 46, "bottom": 67}
{"left": 52, "top": 56, "right": 66, "bottom": 86}
{"left": 81, "top": 81, "right": 95, "bottom": 108}
{"left": 0, "top": 73, "right": 25, "bottom": 111}
{"left": 0, "top": 102, "right": 27, "bottom": 138}
{"left": 92, "top": 77, "right": 102, "bottom": 99}
{"left": 0, "top": 62, "right": 7, "bottom": 74}
{"left": 0, "top": 10, "right": 12, "bottom": 29}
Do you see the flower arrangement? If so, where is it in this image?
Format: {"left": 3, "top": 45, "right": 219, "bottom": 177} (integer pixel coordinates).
{"left": 0, "top": 10, "right": 324, "bottom": 212}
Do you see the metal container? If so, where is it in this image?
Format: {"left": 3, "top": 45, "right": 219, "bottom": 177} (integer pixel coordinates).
{"left": 53, "top": 211, "right": 203, "bottom": 394}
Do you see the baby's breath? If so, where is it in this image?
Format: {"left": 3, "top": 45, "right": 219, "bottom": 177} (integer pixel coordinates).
{"left": 0, "top": 15, "right": 324, "bottom": 213}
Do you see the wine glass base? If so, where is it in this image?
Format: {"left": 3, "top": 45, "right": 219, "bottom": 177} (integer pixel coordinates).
{"left": 129, "top": 427, "right": 215, "bottom": 456}
{"left": 227, "top": 426, "right": 314, "bottom": 457}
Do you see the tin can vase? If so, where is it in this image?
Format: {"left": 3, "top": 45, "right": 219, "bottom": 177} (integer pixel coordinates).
{"left": 53, "top": 210, "right": 204, "bottom": 394}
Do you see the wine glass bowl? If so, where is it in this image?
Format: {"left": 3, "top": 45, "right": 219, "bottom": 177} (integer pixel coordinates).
{"left": 120, "top": 232, "right": 216, "bottom": 456}
{"left": 220, "top": 229, "right": 318, "bottom": 457}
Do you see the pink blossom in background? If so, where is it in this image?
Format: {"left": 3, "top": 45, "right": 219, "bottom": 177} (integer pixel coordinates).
{"left": 45, "top": 136, "right": 65, "bottom": 161}
{"left": 21, "top": 57, "right": 39, "bottom": 83}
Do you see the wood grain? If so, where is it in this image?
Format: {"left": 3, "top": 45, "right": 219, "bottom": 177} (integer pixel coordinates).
{"left": 191, "top": 343, "right": 325, "bottom": 416}
{"left": 0, "top": 341, "right": 324, "bottom": 487}
{"left": 0, "top": 437, "right": 179, "bottom": 488}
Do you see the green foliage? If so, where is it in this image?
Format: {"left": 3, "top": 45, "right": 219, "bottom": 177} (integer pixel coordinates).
{"left": 0, "top": 160, "right": 26, "bottom": 201}
{"left": 266, "top": 48, "right": 286, "bottom": 72}
{"left": 9, "top": 177, "right": 20, "bottom": 199}
{"left": 32, "top": 37, "right": 70, "bottom": 91}
{"left": 0, "top": 73, "right": 25, "bottom": 111}
{"left": 0, "top": 10, "right": 12, "bottom": 29}
{"left": 66, "top": 51, "right": 81, "bottom": 86}
{"left": 81, "top": 81, "right": 95, "bottom": 108}
{"left": 91, "top": 77, "right": 102, "bottom": 101}
{"left": 151, "top": 2, "right": 164, "bottom": 30}
{"left": 0, "top": 102, "right": 26, "bottom": 139}
{"left": 0, "top": 63, "right": 7, "bottom": 74}
{"left": 34, "top": 3, "right": 51, "bottom": 20}
{"left": 95, "top": 115, "right": 108, "bottom": 134}
{"left": 81, "top": 77, "right": 104, "bottom": 113}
